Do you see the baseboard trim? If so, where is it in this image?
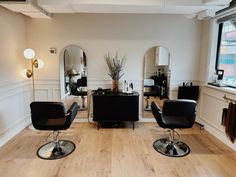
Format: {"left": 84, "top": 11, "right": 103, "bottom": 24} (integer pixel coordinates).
{"left": 0, "top": 115, "right": 31, "bottom": 147}
{"left": 199, "top": 117, "right": 236, "bottom": 151}
{"left": 74, "top": 117, "right": 156, "bottom": 123}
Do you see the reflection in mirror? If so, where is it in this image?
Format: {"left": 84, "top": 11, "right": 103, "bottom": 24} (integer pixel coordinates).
{"left": 143, "top": 46, "right": 170, "bottom": 118}
{"left": 61, "top": 45, "right": 87, "bottom": 118}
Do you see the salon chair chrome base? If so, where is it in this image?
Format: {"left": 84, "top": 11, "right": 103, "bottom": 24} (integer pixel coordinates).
{"left": 153, "top": 138, "right": 190, "bottom": 157}
{"left": 37, "top": 140, "right": 75, "bottom": 160}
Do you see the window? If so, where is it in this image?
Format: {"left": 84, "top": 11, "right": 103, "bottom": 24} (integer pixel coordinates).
{"left": 216, "top": 14, "right": 236, "bottom": 87}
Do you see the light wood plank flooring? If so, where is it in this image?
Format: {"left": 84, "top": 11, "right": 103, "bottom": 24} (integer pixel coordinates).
{"left": 1, "top": 123, "right": 236, "bottom": 177}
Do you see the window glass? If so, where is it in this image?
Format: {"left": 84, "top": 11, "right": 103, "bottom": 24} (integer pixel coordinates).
{"left": 217, "top": 18, "right": 236, "bottom": 87}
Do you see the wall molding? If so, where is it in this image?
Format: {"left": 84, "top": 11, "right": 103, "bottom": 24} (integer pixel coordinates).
{"left": 36, "top": 88, "right": 50, "bottom": 100}
{"left": 202, "top": 90, "right": 225, "bottom": 102}
{"left": 199, "top": 90, "right": 226, "bottom": 120}
{"left": 52, "top": 88, "right": 61, "bottom": 101}
{"left": 0, "top": 79, "right": 29, "bottom": 88}
{"left": 33, "top": 78, "right": 190, "bottom": 92}
{"left": 34, "top": 79, "right": 60, "bottom": 85}
{"left": 0, "top": 79, "right": 30, "bottom": 96}
{"left": 0, "top": 87, "right": 30, "bottom": 101}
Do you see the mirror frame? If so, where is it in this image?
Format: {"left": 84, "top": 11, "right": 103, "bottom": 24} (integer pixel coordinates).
{"left": 59, "top": 44, "right": 87, "bottom": 99}
{"left": 142, "top": 46, "right": 171, "bottom": 117}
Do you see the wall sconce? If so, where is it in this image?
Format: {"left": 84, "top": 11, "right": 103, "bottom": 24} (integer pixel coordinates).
{"left": 23, "top": 48, "right": 44, "bottom": 100}
{"left": 25, "top": 58, "right": 44, "bottom": 78}
{"left": 23, "top": 48, "right": 44, "bottom": 78}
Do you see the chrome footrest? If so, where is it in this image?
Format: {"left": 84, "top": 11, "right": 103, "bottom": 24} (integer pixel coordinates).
{"left": 37, "top": 140, "right": 75, "bottom": 160}
{"left": 153, "top": 138, "right": 190, "bottom": 157}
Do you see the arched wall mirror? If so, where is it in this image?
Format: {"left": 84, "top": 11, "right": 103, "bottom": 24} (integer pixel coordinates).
{"left": 143, "top": 46, "right": 171, "bottom": 118}
{"left": 60, "top": 45, "right": 88, "bottom": 118}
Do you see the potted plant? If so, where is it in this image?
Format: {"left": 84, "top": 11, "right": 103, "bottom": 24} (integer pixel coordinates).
{"left": 105, "top": 52, "right": 126, "bottom": 93}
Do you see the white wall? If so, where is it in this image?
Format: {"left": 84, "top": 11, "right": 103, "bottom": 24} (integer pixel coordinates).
{"left": 26, "top": 13, "right": 201, "bottom": 104}
{"left": 198, "top": 20, "right": 212, "bottom": 83}
{"left": 0, "top": 7, "right": 31, "bottom": 147}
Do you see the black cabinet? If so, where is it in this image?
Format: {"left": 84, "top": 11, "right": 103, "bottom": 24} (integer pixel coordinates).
{"left": 178, "top": 86, "right": 199, "bottom": 101}
{"left": 93, "top": 92, "right": 139, "bottom": 129}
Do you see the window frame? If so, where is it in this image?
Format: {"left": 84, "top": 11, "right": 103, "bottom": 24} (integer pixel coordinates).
{"left": 215, "top": 23, "right": 223, "bottom": 70}
{"left": 215, "top": 14, "right": 236, "bottom": 88}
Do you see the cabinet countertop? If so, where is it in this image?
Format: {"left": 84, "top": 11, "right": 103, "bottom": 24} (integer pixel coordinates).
{"left": 93, "top": 91, "right": 139, "bottom": 97}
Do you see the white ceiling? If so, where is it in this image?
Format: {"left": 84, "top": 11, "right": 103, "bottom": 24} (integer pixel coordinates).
{"left": 37, "top": 0, "right": 231, "bottom": 14}
{"left": 0, "top": 0, "right": 233, "bottom": 19}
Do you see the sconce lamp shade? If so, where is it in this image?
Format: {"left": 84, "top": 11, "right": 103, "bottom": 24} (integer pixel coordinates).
{"left": 21, "top": 69, "right": 29, "bottom": 79}
{"left": 23, "top": 48, "right": 35, "bottom": 59}
{"left": 35, "top": 59, "right": 44, "bottom": 69}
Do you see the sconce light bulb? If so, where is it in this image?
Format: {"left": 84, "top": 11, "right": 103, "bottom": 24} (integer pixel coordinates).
{"left": 36, "top": 59, "right": 44, "bottom": 69}
{"left": 21, "top": 69, "right": 29, "bottom": 79}
{"left": 23, "top": 48, "right": 35, "bottom": 60}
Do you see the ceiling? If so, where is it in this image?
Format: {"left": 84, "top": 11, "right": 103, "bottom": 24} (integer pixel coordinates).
{"left": 0, "top": 0, "right": 233, "bottom": 19}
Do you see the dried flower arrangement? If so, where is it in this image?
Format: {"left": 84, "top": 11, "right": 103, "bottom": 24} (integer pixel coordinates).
{"left": 104, "top": 52, "right": 126, "bottom": 80}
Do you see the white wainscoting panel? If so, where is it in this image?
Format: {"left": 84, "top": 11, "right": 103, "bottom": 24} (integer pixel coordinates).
{"left": 52, "top": 88, "right": 61, "bottom": 101}
{"left": 35, "top": 88, "right": 49, "bottom": 101}
{"left": 199, "top": 85, "right": 236, "bottom": 151}
{"left": 0, "top": 80, "right": 31, "bottom": 147}
{"left": 34, "top": 79, "right": 61, "bottom": 101}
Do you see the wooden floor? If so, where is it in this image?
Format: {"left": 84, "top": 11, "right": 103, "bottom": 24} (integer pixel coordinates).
{"left": 1, "top": 123, "right": 236, "bottom": 177}
{"left": 77, "top": 109, "right": 88, "bottom": 119}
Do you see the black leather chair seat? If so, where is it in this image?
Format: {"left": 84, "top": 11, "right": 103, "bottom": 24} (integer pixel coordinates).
{"left": 37, "top": 118, "right": 67, "bottom": 130}
{"left": 162, "top": 115, "right": 192, "bottom": 129}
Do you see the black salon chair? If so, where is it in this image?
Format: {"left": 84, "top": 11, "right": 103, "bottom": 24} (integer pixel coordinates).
{"left": 30, "top": 101, "right": 78, "bottom": 160}
{"left": 77, "top": 77, "right": 87, "bottom": 108}
{"left": 70, "top": 77, "right": 87, "bottom": 109}
{"left": 151, "top": 100, "right": 196, "bottom": 157}
{"left": 144, "top": 79, "right": 155, "bottom": 111}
